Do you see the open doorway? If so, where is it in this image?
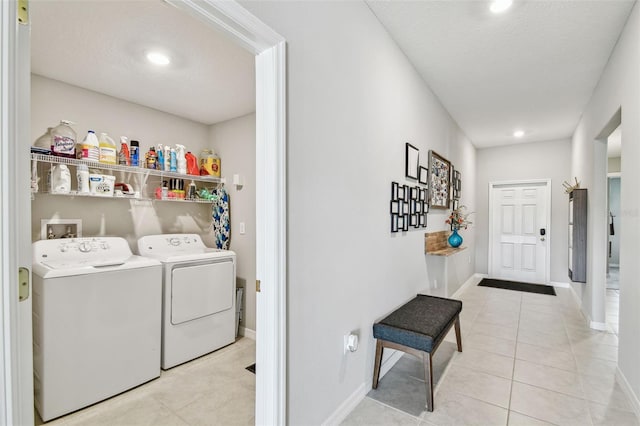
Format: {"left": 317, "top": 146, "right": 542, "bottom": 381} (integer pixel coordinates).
{"left": 606, "top": 125, "right": 622, "bottom": 334}
{"left": 1, "top": 1, "right": 286, "bottom": 425}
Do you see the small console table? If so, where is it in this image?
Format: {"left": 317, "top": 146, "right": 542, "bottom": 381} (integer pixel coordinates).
{"left": 424, "top": 231, "right": 468, "bottom": 296}
{"left": 424, "top": 230, "right": 467, "bottom": 256}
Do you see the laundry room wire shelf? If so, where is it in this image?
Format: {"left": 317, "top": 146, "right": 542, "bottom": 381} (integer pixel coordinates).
{"left": 32, "top": 153, "right": 224, "bottom": 203}
{"left": 38, "top": 192, "right": 217, "bottom": 203}
{"left": 31, "top": 153, "right": 225, "bottom": 184}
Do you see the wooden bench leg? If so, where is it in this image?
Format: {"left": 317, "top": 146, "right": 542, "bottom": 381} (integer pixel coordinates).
{"left": 423, "top": 351, "right": 434, "bottom": 412}
{"left": 454, "top": 315, "right": 462, "bottom": 352}
{"left": 372, "top": 339, "right": 383, "bottom": 389}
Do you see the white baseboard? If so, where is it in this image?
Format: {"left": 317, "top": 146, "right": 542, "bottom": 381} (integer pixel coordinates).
{"left": 565, "top": 283, "right": 611, "bottom": 332}
{"left": 451, "top": 273, "right": 484, "bottom": 299}
{"left": 589, "top": 321, "right": 609, "bottom": 331}
{"left": 550, "top": 281, "right": 570, "bottom": 288}
{"left": 616, "top": 367, "right": 640, "bottom": 421}
{"left": 239, "top": 326, "right": 256, "bottom": 340}
{"left": 321, "top": 382, "right": 367, "bottom": 426}
{"left": 379, "top": 349, "right": 404, "bottom": 380}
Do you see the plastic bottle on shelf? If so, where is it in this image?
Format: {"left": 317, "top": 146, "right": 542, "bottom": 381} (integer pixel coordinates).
{"left": 77, "top": 130, "right": 100, "bottom": 162}
{"left": 185, "top": 151, "right": 199, "bottom": 175}
{"left": 164, "top": 145, "right": 171, "bottom": 172}
{"left": 34, "top": 127, "right": 53, "bottom": 153}
{"left": 176, "top": 144, "right": 186, "bottom": 174}
{"left": 199, "top": 149, "right": 221, "bottom": 177}
{"left": 145, "top": 147, "right": 158, "bottom": 169}
{"left": 187, "top": 180, "right": 197, "bottom": 200}
{"left": 98, "top": 133, "right": 117, "bottom": 165}
{"left": 130, "top": 140, "right": 140, "bottom": 167}
{"left": 157, "top": 144, "right": 165, "bottom": 171}
{"left": 51, "top": 120, "right": 77, "bottom": 158}
{"left": 170, "top": 148, "right": 177, "bottom": 172}
{"left": 76, "top": 164, "right": 90, "bottom": 194}
{"left": 118, "top": 137, "right": 130, "bottom": 165}
{"left": 50, "top": 164, "right": 71, "bottom": 194}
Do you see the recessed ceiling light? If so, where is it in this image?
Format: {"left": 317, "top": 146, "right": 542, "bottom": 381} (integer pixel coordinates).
{"left": 146, "top": 51, "right": 170, "bottom": 66}
{"left": 513, "top": 130, "right": 525, "bottom": 138}
{"left": 490, "top": 0, "right": 513, "bottom": 13}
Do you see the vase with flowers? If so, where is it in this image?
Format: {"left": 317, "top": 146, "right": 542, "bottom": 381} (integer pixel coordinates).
{"left": 445, "top": 205, "right": 473, "bottom": 248}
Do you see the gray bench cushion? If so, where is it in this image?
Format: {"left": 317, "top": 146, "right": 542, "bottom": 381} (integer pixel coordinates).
{"left": 373, "top": 294, "right": 463, "bottom": 352}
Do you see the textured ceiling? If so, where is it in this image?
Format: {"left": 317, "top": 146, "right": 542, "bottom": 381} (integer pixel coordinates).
{"left": 367, "top": 0, "right": 635, "bottom": 148}
{"left": 30, "top": 0, "right": 255, "bottom": 125}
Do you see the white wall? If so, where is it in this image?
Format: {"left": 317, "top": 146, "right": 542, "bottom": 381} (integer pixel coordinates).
{"left": 209, "top": 113, "right": 257, "bottom": 333}
{"left": 475, "top": 139, "right": 571, "bottom": 283}
{"left": 608, "top": 177, "right": 620, "bottom": 266}
{"left": 30, "top": 75, "right": 216, "bottom": 248}
{"left": 242, "top": 2, "right": 475, "bottom": 424}
{"left": 608, "top": 156, "right": 621, "bottom": 173}
{"left": 571, "top": 1, "right": 640, "bottom": 409}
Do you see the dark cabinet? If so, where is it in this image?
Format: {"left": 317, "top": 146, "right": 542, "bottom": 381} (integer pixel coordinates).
{"left": 569, "top": 189, "right": 587, "bottom": 282}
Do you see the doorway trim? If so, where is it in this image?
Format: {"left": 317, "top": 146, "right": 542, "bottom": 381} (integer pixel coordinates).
{"left": 1, "top": 1, "right": 287, "bottom": 425}
{"left": 488, "top": 179, "right": 552, "bottom": 284}
{"left": 165, "top": 2, "right": 287, "bottom": 424}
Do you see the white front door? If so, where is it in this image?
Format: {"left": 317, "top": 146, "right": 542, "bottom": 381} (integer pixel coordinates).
{"left": 489, "top": 181, "right": 550, "bottom": 284}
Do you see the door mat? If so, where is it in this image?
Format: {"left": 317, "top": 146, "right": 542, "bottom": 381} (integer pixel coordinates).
{"left": 478, "top": 278, "right": 556, "bottom": 295}
{"left": 246, "top": 363, "right": 256, "bottom": 374}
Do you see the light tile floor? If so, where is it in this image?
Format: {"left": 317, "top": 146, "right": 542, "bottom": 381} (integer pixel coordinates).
{"left": 342, "top": 284, "right": 639, "bottom": 426}
{"left": 36, "top": 337, "right": 255, "bottom": 426}
{"left": 607, "top": 266, "right": 620, "bottom": 334}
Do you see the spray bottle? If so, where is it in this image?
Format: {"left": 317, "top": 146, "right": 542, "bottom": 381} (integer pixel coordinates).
{"left": 164, "top": 145, "right": 171, "bottom": 172}
{"left": 118, "top": 136, "right": 130, "bottom": 166}
{"left": 176, "top": 144, "right": 186, "bottom": 174}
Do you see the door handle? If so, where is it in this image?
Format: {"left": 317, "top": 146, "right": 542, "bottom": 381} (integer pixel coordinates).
{"left": 540, "top": 237, "right": 546, "bottom": 242}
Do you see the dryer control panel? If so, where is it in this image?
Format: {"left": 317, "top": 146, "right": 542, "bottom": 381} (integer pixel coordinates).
{"left": 138, "top": 233, "right": 208, "bottom": 255}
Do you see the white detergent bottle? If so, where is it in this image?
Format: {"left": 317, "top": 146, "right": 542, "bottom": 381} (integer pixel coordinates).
{"left": 176, "top": 144, "right": 186, "bottom": 174}
{"left": 98, "top": 133, "right": 117, "bottom": 165}
{"left": 50, "top": 164, "right": 71, "bottom": 194}
{"left": 76, "top": 164, "right": 90, "bottom": 194}
{"left": 78, "top": 130, "right": 100, "bottom": 162}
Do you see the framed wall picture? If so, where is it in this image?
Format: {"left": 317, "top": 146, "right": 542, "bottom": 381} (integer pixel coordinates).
{"left": 405, "top": 143, "right": 419, "bottom": 180}
{"left": 391, "top": 214, "right": 399, "bottom": 233}
{"left": 418, "top": 166, "right": 429, "bottom": 185}
{"left": 391, "top": 181, "right": 399, "bottom": 200}
{"left": 428, "top": 150, "right": 451, "bottom": 209}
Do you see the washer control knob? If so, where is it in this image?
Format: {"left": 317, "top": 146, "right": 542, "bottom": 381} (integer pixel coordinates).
{"left": 169, "top": 238, "right": 180, "bottom": 246}
{"left": 100, "top": 242, "right": 109, "bottom": 250}
{"left": 79, "top": 241, "right": 92, "bottom": 253}
{"left": 60, "top": 245, "right": 68, "bottom": 252}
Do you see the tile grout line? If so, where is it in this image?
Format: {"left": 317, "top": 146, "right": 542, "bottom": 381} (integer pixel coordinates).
{"left": 505, "top": 293, "right": 523, "bottom": 426}
{"left": 563, "top": 294, "right": 596, "bottom": 426}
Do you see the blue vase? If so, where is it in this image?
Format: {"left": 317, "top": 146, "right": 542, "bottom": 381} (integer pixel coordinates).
{"left": 448, "top": 229, "right": 463, "bottom": 248}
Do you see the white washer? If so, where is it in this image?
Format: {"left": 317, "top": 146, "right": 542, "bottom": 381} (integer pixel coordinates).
{"left": 32, "top": 237, "right": 162, "bottom": 422}
{"left": 137, "top": 234, "right": 236, "bottom": 369}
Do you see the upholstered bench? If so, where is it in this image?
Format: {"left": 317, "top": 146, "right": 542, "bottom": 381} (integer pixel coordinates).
{"left": 372, "top": 294, "right": 463, "bottom": 412}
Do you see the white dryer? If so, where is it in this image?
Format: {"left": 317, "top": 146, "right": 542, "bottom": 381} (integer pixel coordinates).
{"left": 32, "top": 237, "right": 162, "bottom": 422}
{"left": 137, "top": 234, "right": 236, "bottom": 369}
